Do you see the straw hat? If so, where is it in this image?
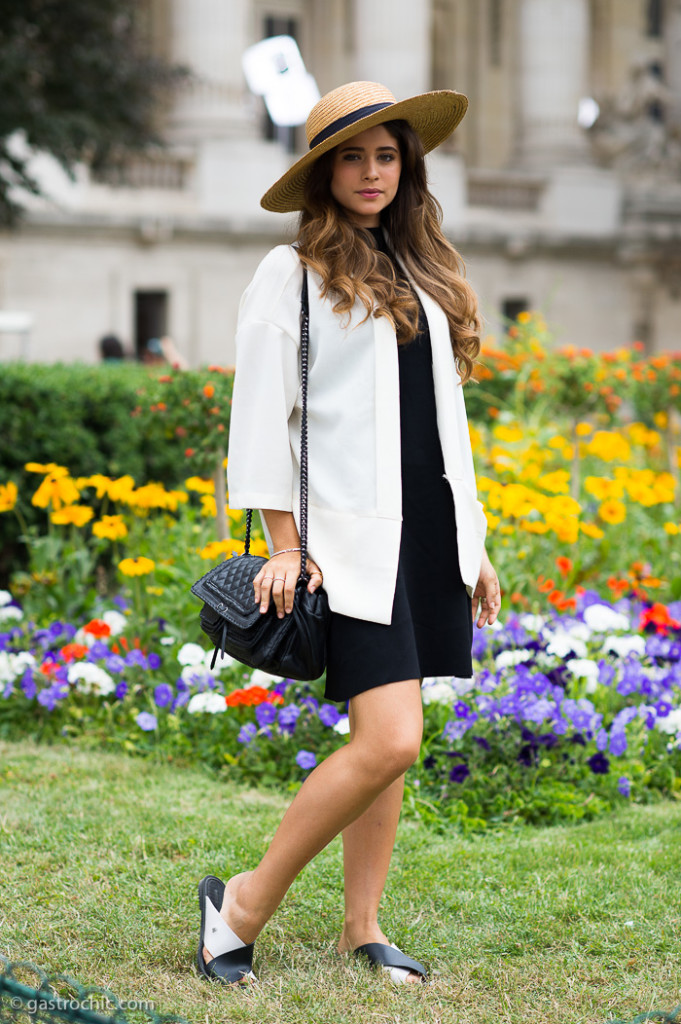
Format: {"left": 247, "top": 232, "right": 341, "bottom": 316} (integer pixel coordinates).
{"left": 260, "top": 80, "right": 468, "bottom": 213}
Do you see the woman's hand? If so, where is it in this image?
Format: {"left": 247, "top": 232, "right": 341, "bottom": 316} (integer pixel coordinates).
{"left": 253, "top": 552, "right": 324, "bottom": 618}
{"left": 472, "top": 549, "right": 501, "bottom": 628}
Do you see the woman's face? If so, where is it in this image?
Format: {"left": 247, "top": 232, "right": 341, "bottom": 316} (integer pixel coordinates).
{"left": 329, "top": 124, "right": 402, "bottom": 227}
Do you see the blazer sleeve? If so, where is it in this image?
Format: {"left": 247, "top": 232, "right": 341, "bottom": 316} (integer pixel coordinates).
{"left": 227, "top": 245, "right": 303, "bottom": 512}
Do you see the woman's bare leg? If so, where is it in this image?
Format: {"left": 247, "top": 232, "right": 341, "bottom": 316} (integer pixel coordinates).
{"left": 204, "top": 679, "right": 422, "bottom": 957}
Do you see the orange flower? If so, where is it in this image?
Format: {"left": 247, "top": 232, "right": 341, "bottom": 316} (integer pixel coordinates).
{"left": 640, "top": 603, "right": 681, "bottom": 634}
{"left": 555, "top": 556, "right": 573, "bottom": 577}
{"left": 537, "top": 577, "right": 555, "bottom": 593}
{"left": 203, "top": 384, "right": 215, "bottom": 399}
{"left": 59, "top": 643, "right": 90, "bottom": 662}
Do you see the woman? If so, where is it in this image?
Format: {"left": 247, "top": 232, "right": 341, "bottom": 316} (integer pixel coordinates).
{"left": 196, "top": 81, "right": 501, "bottom": 986}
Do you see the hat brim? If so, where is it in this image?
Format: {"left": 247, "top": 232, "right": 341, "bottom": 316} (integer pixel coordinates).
{"left": 260, "top": 89, "right": 468, "bottom": 214}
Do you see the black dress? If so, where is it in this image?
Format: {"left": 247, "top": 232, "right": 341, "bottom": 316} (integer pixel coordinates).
{"left": 323, "top": 227, "right": 473, "bottom": 703}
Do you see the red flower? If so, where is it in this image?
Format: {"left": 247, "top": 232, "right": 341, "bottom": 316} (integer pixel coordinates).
{"left": 59, "top": 643, "right": 90, "bottom": 662}
{"left": 640, "top": 603, "right": 681, "bottom": 635}
{"left": 83, "top": 619, "right": 112, "bottom": 638}
{"left": 185, "top": 448, "right": 196, "bottom": 457}
{"left": 555, "top": 556, "right": 573, "bottom": 577}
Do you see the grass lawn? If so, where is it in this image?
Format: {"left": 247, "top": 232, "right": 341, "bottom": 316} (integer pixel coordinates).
{"left": 1, "top": 740, "right": 680, "bottom": 1024}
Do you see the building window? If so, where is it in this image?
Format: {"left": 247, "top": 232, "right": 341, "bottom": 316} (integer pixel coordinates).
{"left": 135, "top": 290, "right": 168, "bottom": 361}
{"left": 646, "top": 0, "right": 663, "bottom": 38}
{"left": 502, "top": 297, "right": 531, "bottom": 329}
{"left": 262, "top": 15, "right": 299, "bottom": 153}
{"left": 489, "top": 0, "right": 502, "bottom": 67}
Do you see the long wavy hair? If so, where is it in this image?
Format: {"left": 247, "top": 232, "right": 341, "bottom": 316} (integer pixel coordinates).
{"left": 295, "top": 119, "right": 481, "bottom": 382}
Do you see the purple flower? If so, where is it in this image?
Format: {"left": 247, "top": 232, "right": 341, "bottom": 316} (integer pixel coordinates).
{"left": 255, "top": 703, "right": 277, "bottom": 728}
{"left": 153, "top": 683, "right": 173, "bottom": 708}
{"left": 113, "top": 595, "right": 128, "bottom": 610}
{"left": 609, "top": 730, "right": 628, "bottom": 757}
{"left": 596, "top": 728, "right": 609, "bottom": 752}
{"left": 237, "top": 723, "right": 257, "bottom": 745}
{"left": 37, "top": 683, "right": 68, "bottom": 711}
{"left": 617, "top": 776, "right": 631, "bottom": 798}
{"left": 115, "top": 681, "right": 128, "bottom": 700}
{"left": 278, "top": 705, "right": 302, "bottom": 735}
{"left": 656, "top": 700, "right": 672, "bottom": 718}
{"left": 454, "top": 701, "right": 472, "bottom": 719}
{"left": 449, "top": 763, "right": 470, "bottom": 784}
{"left": 295, "top": 750, "right": 317, "bottom": 771}
{"left": 423, "top": 755, "right": 436, "bottom": 770}
{"left": 171, "top": 691, "right": 190, "bottom": 711}
{"left": 300, "top": 696, "right": 319, "bottom": 712}
{"left": 21, "top": 670, "right": 36, "bottom": 700}
{"left": 136, "top": 711, "right": 157, "bottom": 731}
{"left": 89, "top": 641, "right": 110, "bottom": 660}
{"left": 318, "top": 703, "right": 341, "bottom": 727}
{"left": 587, "top": 752, "right": 610, "bottom": 775}
{"left": 444, "top": 719, "right": 471, "bottom": 742}
{"left": 473, "top": 736, "right": 490, "bottom": 751}
{"left": 148, "top": 653, "right": 162, "bottom": 670}
{"left": 598, "top": 660, "right": 616, "bottom": 686}
{"left": 125, "top": 650, "right": 148, "bottom": 669}
{"left": 105, "top": 655, "right": 126, "bottom": 674}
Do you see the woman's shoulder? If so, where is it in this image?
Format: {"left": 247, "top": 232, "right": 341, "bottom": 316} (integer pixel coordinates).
{"left": 239, "top": 244, "right": 303, "bottom": 332}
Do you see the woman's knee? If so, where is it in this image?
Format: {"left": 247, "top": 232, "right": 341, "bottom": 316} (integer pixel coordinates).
{"left": 355, "top": 729, "right": 422, "bottom": 782}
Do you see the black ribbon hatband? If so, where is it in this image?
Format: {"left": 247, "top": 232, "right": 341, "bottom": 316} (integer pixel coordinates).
{"left": 308, "top": 102, "right": 394, "bottom": 150}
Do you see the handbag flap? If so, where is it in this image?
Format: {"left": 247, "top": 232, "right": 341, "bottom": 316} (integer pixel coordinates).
{"left": 191, "top": 553, "right": 268, "bottom": 629}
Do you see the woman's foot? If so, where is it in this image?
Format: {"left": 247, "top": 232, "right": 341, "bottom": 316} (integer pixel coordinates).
{"left": 201, "top": 871, "right": 260, "bottom": 968}
{"left": 338, "top": 925, "right": 425, "bottom": 984}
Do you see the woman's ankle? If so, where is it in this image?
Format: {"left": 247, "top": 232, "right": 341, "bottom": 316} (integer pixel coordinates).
{"left": 219, "top": 871, "right": 265, "bottom": 945}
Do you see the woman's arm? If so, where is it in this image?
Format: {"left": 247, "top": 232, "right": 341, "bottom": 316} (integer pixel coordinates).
{"left": 252, "top": 509, "right": 324, "bottom": 619}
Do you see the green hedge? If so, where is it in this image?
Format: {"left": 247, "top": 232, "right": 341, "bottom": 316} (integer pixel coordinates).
{"left": 0, "top": 362, "right": 233, "bottom": 582}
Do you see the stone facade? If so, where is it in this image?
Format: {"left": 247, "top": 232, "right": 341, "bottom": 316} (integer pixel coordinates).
{"left": 1, "top": 0, "right": 680, "bottom": 364}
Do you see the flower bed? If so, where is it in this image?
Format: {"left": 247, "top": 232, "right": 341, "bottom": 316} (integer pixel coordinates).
{"left": 2, "top": 584, "right": 679, "bottom": 831}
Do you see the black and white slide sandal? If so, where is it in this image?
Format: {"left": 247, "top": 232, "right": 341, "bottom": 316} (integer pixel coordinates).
{"left": 196, "top": 875, "right": 256, "bottom": 985}
{"left": 354, "top": 941, "right": 428, "bottom": 984}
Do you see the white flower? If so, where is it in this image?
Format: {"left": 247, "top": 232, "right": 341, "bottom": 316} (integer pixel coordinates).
{"left": 545, "top": 632, "right": 588, "bottom": 659}
{"left": 187, "top": 692, "right": 226, "bottom": 714}
{"left": 0, "top": 651, "right": 36, "bottom": 684}
{"left": 206, "top": 649, "right": 235, "bottom": 673}
{"left": 421, "top": 678, "right": 456, "bottom": 704}
{"left": 450, "top": 676, "right": 475, "bottom": 696}
{"left": 333, "top": 715, "right": 350, "bottom": 735}
{"left": 246, "top": 668, "right": 285, "bottom": 689}
{"left": 519, "top": 614, "right": 546, "bottom": 634}
{"left": 566, "top": 659, "right": 600, "bottom": 689}
{"left": 67, "top": 662, "right": 116, "bottom": 696}
{"left": 0, "top": 590, "right": 12, "bottom": 607}
{"left": 583, "top": 604, "right": 630, "bottom": 633}
{"left": 177, "top": 642, "right": 207, "bottom": 666}
{"left": 602, "top": 635, "right": 646, "bottom": 658}
{"left": 102, "top": 610, "right": 127, "bottom": 636}
{"left": 159, "top": 636, "right": 176, "bottom": 646}
{"left": 495, "top": 649, "right": 533, "bottom": 670}
{"left": 0, "top": 605, "right": 23, "bottom": 623}
{"left": 180, "top": 664, "right": 213, "bottom": 685}
{"left": 656, "top": 708, "right": 681, "bottom": 736}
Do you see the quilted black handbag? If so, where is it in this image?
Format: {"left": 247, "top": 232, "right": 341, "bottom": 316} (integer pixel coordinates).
{"left": 191, "top": 267, "right": 330, "bottom": 680}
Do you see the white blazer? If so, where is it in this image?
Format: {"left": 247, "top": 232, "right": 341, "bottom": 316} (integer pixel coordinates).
{"left": 227, "top": 244, "right": 487, "bottom": 625}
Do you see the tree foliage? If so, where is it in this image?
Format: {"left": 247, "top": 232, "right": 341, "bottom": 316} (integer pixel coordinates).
{"left": 0, "top": 0, "right": 185, "bottom": 224}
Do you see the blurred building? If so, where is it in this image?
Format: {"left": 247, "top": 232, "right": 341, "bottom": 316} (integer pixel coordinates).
{"left": 1, "top": 0, "right": 680, "bottom": 363}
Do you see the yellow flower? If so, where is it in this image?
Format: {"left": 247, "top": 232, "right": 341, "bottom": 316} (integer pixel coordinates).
{"left": 664, "top": 522, "right": 679, "bottom": 535}
{"left": 92, "top": 515, "right": 128, "bottom": 541}
{"left": 146, "top": 586, "right": 165, "bottom": 596}
{"left": 575, "top": 422, "right": 593, "bottom": 437}
{"left": 516, "top": 310, "right": 532, "bottom": 324}
{"left": 585, "top": 431, "right": 631, "bottom": 463}
{"left": 198, "top": 539, "right": 246, "bottom": 560}
{"left": 118, "top": 556, "right": 155, "bottom": 577}
{"left": 0, "top": 481, "right": 18, "bottom": 513}
{"left": 654, "top": 411, "right": 668, "bottom": 430}
{"left": 580, "top": 522, "right": 605, "bottom": 540}
{"left": 598, "top": 499, "right": 627, "bottom": 525}
{"left": 250, "top": 538, "right": 270, "bottom": 557}
{"left": 185, "top": 476, "right": 215, "bottom": 495}
{"left": 584, "top": 476, "right": 624, "bottom": 502}
{"left": 32, "top": 471, "right": 80, "bottom": 511}
{"left": 627, "top": 423, "right": 660, "bottom": 449}
{"left": 25, "top": 462, "right": 62, "bottom": 474}
{"left": 77, "top": 474, "right": 115, "bottom": 499}
{"left": 484, "top": 511, "right": 501, "bottom": 531}
{"left": 537, "top": 470, "right": 570, "bottom": 495}
{"left": 493, "top": 424, "right": 524, "bottom": 444}
{"left": 522, "top": 520, "right": 550, "bottom": 535}
{"left": 201, "top": 494, "right": 217, "bottom": 518}
{"left": 51, "top": 505, "right": 94, "bottom": 527}
{"left": 108, "top": 475, "right": 136, "bottom": 503}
